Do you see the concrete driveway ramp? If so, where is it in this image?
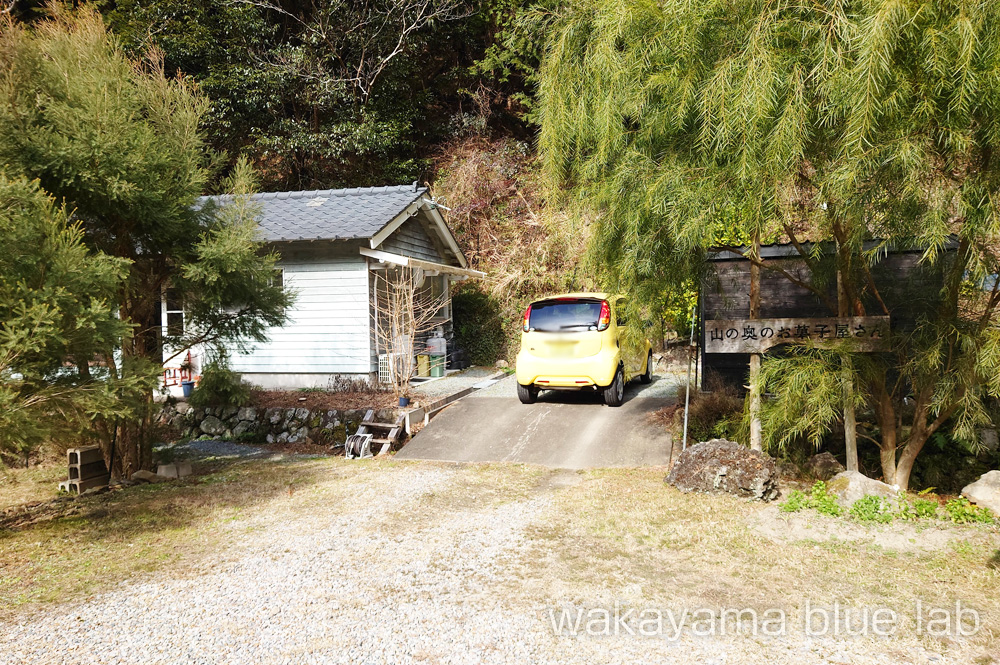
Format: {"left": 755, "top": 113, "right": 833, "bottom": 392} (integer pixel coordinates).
{"left": 396, "top": 375, "right": 675, "bottom": 469}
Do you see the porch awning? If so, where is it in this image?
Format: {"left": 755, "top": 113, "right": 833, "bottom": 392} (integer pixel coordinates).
{"left": 359, "top": 247, "right": 486, "bottom": 280}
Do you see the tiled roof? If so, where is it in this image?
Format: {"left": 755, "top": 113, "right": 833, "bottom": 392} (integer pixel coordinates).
{"left": 199, "top": 184, "right": 428, "bottom": 242}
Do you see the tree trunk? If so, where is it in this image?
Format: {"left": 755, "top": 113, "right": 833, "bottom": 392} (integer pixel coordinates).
{"left": 842, "top": 363, "right": 858, "bottom": 471}
{"left": 874, "top": 382, "right": 898, "bottom": 483}
{"left": 749, "top": 234, "right": 762, "bottom": 451}
{"left": 109, "top": 295, "right": 159, "bottom": 478}
{"left": 835, "top": 232, "right": 859, "bottom": 471}
{"left": 893, "top": 432, "right": 929, "bottom": 490}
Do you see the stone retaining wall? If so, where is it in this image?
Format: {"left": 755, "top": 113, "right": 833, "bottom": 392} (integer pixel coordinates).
{"left": 158, "top": 402, "right": 398, "bottom": 446}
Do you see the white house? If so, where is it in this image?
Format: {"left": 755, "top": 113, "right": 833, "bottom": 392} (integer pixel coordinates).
{"left": 161, "top": 183, "right": 482, "bottom": 393}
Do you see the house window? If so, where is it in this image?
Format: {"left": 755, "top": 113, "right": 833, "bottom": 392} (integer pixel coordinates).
{"left": 164, "top": 289, "right": 185, "bottom": 337}
{"left": 270, "top": 268, "right": 284, "bottom": 290}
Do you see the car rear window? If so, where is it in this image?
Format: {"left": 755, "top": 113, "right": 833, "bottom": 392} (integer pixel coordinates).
{"left": 528, "top": 299, "right": 603, "bottom": 332}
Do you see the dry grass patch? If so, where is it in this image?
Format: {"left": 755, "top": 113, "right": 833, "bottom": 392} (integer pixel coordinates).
{"left": 514, "top": 467, "right": 1000, "bottom": 650}
{"left": 0, "top": 463, "right": 66, "bottom": 512}
{"left": 0, "top": 457, "right": 361, "bottom": 622}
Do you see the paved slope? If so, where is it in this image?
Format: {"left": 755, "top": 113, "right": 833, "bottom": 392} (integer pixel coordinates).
{"left": 396, "top": 374, "right": 677, "bottom": 468}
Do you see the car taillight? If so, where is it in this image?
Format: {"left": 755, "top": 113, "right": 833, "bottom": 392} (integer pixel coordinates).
{"left": 522, "top": 305, "right": 532, "bottom": 332}
{"left": 597, "top": 300, "right": 611, "bottom": 331}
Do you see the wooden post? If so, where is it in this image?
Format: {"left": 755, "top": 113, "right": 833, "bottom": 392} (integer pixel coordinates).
{"left": 836, "top": 244, "right": 859, "bottom": 471}
{"left": 749, "top": 236, "right": 762, "bottom": 452}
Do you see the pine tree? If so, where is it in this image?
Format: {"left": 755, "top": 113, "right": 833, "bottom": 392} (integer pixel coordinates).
{"left": 0, "top": 8, "right": 290, "bottom": 475}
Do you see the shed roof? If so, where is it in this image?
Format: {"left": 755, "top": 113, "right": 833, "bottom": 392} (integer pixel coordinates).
{"left": 200, "top": 184, "right": 428, "bottom": 242}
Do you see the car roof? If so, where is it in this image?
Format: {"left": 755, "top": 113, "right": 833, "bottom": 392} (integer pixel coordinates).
{"left": 531, "top": 292, "right": 617, "bottom": 303}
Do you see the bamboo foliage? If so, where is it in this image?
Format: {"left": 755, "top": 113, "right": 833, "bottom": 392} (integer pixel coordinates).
{"left": 539, "top": 0, "right": 1000, "bottom": 488}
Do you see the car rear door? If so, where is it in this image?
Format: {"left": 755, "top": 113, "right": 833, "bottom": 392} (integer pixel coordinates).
{"left": 525, "top": 298, "right": 604, "bottom": 359}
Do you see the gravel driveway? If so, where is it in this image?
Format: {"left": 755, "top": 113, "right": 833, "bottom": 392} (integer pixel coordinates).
{"left": 1, "top": 460, "right": 991, "bottom": 665}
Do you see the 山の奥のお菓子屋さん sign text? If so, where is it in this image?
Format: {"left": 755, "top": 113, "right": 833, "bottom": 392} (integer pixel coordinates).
{"left": 704, "top": 317, "right": 890, "bottom": 354}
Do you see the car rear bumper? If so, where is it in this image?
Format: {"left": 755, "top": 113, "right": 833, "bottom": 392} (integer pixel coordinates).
{"left": 515, "top": 348, "right": 619, "bottom": 388}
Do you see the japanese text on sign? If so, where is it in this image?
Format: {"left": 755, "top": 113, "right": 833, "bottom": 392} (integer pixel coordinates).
{"left": 704, "top": 317, "right": 890, "bottom": 354}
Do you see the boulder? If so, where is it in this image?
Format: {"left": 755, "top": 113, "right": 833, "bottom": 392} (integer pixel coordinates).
{"left": 827, "top": 470, "right": 897, "bottom": 507}
{"left": 199, "top": 415, "right": 225, "bottom": 436}
{"left": 961, "top": 470, "right": 1000, "bottom": 515}
{"left": 805, "top": 452, "right": 845, "bottom": 480}
{"left": 237, "top": 406, "right": 257, "bottom": 422}
{"left": 666, "top": 439, "right": 780, "bottom": 501}
{"left": 130, "top": 470, "right": 170, "bottom": 484}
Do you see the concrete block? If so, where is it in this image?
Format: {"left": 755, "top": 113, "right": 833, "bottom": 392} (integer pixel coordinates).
{"left": 68, "top": 475, "right": 110, "bottom": 494}
{"left": 404, "top": 408, "right": 425, "bottom": 435}
{"left": 58, "top": 480, "right": 71, "bottom": 493}
{"left": 69, "top": 460, "right": 109, "bottom": 481}
{"left": 156, "top": 463, "right": 179, "bottom": 479}
{"left": 175, "top": 461, "right": 192, "bottom": 478}
{"left": 67, "top": 446, "right": 103, "bottom": 466}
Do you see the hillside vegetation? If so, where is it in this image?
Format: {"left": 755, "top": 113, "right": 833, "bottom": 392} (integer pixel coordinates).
{"left": 432, "top": 136, "right": 592, "bottom": 363}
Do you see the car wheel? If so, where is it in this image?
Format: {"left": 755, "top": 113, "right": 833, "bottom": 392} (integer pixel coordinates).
{"left": 517, "top": 382, "right": 539, "bottom": 404}
{"left": 640, "top": 351, "right": 653, "bottom": 384}
{"left": 603, "top": 366, "right": 625, "bottom": 407}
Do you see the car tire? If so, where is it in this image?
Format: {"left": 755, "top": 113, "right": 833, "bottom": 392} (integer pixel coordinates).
{"left": 603, "top": 366, "right": 625, "bottom": 407}
{"left": 517, "top": 382, "right": 539, "bottom": 404}
{"left": 640, "top": 351, "right": 653, "bottom": 384}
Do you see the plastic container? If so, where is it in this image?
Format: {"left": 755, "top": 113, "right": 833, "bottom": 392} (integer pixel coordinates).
{"left": 426, "top": 334, "right": 446, "bottom": 356}
{"left": 429, "top": 354, "right": 445, "bottom": 378}
{"left": 416, "top": 354, "right": 430, "bottom": 377}
{"left": 398, "top": 396, "right": 410, "bottom": 407}
{"left": 181, "top": 380, "right": 195, "bottom": 398}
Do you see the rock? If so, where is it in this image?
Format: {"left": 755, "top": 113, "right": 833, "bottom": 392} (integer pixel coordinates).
{"left": 979, "top": 428, "right": 999, "bottom": 453}
{"left": 294, "top": 407, "right": 310, "bottom": 422}
{"left": 826, "top": 470, "right": 898, "bottom": 507}
{"left": 200, "top": 415, "right": 225, "bottom": 436}
{"left": 237, "top": 406, "right": 257, "bottom": 422}
{"left": 666, "top": 439, "right": 779, "bottom": 501}
{"left": 495, "top": 360, "right": 509, "bottom": 368}
{"left": 961, "top": 470, "right": 1000, "bottom": 514}
{"left": 130, "top": 470, "right": 170, "bottom": 484}
{"left": 266, "top": 407, "right": 283, "bottom": 425}
{"left": 805, "top": 452, "right": 845, "bottom": 480}
{"left": 175, "top": 401, "right": 191, "bottom": 415}
{"left": 221, "top": 406, "right": 239, "bottom": 420}
{"left": 232, "top": 421, "right": 253, "bottom": 438}
{"left": 776, "top": 460, "right": 801, "bottom": 479}
{"left": 156, "top": 463, "right": 179, "bottom": 479}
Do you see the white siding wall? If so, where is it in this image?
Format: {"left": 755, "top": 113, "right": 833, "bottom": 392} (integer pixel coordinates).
{"left": 229, "top": 247, "right": 371, "bottom": 376}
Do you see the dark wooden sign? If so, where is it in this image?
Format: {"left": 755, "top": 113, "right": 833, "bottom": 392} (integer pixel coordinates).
{"left": 704, "top": 316, "right": 890, "bottom": 354}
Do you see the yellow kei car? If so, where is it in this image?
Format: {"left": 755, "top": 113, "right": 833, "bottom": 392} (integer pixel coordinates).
{"left": 514, "top": 293, "right": 652, "bottom": 406}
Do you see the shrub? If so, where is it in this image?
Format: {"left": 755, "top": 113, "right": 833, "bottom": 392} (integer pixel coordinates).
{"left": 944, "top": 498, "right": 996, "bottom": 525}
{"left": 452, "top": 286, "right": 506, "bottom": 366}
{"left": 913, "top": 498, "right": 940, "bottom": 519}
{"left": 850, "top": 495, "right": 894, "bottom": 523}
{"left": 188, "top": 357, "right": 251, "bottom": 408}
{"left": 678, "top": 376, "right": 745, "bottom": 442}
{"left": 807, "top": 481, "right": 843, "bottom": 517}
{"left": 777, "top": 481, "right": 842, "bottom": 516}
{"left": 779, "top": 490, "right": 807, "bottom": 513}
